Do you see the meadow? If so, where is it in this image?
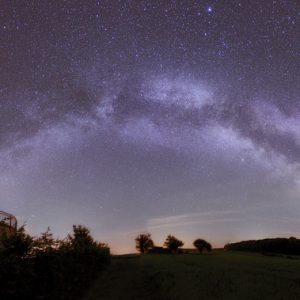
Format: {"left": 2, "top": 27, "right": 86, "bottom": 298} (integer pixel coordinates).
{"left": 84, "top": 250, "right": 300, "bottom": 300}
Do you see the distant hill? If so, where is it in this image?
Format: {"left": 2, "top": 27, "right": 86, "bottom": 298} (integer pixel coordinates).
{"left": 225, "top": 237, "right": 300, "bottom": 255}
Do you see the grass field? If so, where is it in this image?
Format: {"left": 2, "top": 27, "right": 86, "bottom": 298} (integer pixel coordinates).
{"left": 84, "top": 251, "right": 300, "bottom": 300}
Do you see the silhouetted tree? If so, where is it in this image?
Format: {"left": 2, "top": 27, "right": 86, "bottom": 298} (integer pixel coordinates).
{"left": 68, "top": 225, "right": 95, "bottom": 249}
{"left": 193, "top": 238, "right": 212, "bottom": 253}
{"left": 164, "top": 235, "right": 184, "bottom": 253}
{"left": 135, "top": 233, "right": 154, "bottom": 254}
{"left": 32, "top": 227, "right": 57, "bottom": 255}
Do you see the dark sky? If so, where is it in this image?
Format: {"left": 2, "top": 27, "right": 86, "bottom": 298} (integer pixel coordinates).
{"left": 0, "top": 0, "right": 299, "bottom": 253}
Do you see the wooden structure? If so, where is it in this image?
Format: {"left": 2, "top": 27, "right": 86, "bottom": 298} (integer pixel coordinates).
{"left": 0, "top": 211, "right": 17, "bottom": 233}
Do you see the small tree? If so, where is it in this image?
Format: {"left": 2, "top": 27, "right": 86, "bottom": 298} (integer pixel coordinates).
{"left": 135, "top": 233, "right": 154, "bottom": 254}
{"left": 32, "top": 227, "right": 56, "bottom": 255}
{"left": 193, "top": 238, "right": 212, "bottom": 253}
{"left": 65, "top": 225, "right": 98, "bottom": 253}
{"left": 164, "top": 235, "right": 184, "bottom": 253}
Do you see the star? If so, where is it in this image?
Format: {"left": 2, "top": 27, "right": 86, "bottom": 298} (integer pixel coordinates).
{"left": 207, "top": 6, "right": 213, "bottom": 13}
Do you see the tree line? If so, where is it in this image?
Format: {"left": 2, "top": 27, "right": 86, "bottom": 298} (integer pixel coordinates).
{"left": 135, "top": 233, "right": 212, "bottom": 254}
{"left": 0, "top": 224, "right": 110, "bottom": 300}
{"left": 225, "top": 237, "right": 300, "bottom": 255}
{"left": 135, "top": 234, "right": 300, "bottom": 256}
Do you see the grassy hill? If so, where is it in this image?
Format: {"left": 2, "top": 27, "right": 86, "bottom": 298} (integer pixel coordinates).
{"left": 84, "top": 250, "right": 300, "bottom": 300}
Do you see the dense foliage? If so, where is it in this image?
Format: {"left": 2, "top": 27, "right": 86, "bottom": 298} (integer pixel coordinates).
{"left": 225, "top": 237, "right": 300, "bottom": 255}
{"left": 0, "top": 224, "right": 110, "bottom": 300}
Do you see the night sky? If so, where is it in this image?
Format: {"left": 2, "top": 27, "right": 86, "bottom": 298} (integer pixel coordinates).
{"left": 1, "top": 1, "right": 299, "bottom": 253}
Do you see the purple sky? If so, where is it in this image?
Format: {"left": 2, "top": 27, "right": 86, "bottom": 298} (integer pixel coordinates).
{"left": 1, "top": 1, "right": 299, "bottom": 253}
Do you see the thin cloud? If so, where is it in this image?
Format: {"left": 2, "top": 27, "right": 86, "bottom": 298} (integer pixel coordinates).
{"left": 147, "top": 210, "right": 244, "bottom": 230}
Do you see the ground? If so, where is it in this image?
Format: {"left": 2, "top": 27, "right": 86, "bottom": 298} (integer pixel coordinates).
{"left": 83, "top": 250, "right": 300, "bottom": 300}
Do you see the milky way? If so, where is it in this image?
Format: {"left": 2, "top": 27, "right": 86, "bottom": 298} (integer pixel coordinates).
{"left": 1, "top": 1, "right": 299, "bottom": 253}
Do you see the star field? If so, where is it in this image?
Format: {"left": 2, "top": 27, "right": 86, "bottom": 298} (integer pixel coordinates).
{"left": 0, "top": 1, "right": 299, "bottom": 253}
